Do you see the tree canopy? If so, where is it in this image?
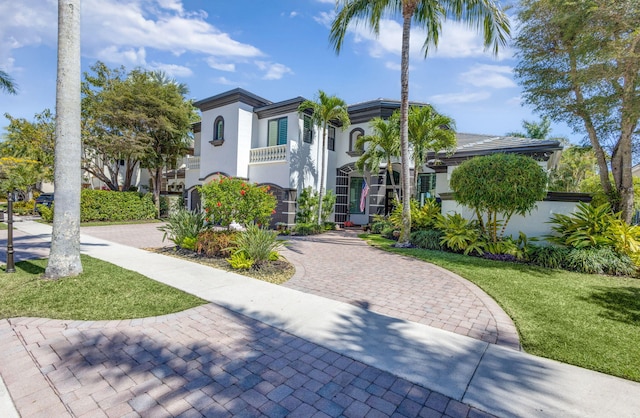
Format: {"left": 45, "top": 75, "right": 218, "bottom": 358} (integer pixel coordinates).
{"left": 450, "top": 153, "right": 548, "bottom": 241}
{"left": 514, "top": 0, "right": 640, "bottom": 222}
{"left": 0, "top": 69, "right": 17, "bottom": 95}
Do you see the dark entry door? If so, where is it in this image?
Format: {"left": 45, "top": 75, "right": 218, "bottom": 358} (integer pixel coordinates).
{"left": 385, "top": 188, "right": 396, "bottom": 215}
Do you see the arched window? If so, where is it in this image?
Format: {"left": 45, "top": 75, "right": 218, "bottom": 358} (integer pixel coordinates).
{"left": 348, "top": 128, "right": 364, "bottom": 156}
{"left": 213, "top": 116, "right": 224, "bottom": 141}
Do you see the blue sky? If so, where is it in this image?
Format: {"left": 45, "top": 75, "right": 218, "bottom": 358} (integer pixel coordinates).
{"left": 1, "top": 0, "right": 580, "bottom": 142}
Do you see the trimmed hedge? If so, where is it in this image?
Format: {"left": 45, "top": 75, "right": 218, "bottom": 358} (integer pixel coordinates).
{"left": 80, "top": 190, "right": 156, "bottom": 222}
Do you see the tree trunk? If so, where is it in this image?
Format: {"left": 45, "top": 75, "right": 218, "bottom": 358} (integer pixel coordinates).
{"left": 317, "top": 123, "right": 327, "bottom": 226}
{"left": 45, "top": 0, "right": 83, "bottom": 279}
{"left": 396, "top": 7, "right": 413, "bottom": 246}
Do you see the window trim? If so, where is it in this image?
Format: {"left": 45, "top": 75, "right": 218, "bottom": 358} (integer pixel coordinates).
{"left": 268, "top": 117, "right": 288, "bottom": 146}
{"left": 347, "top": 128, "right": 364, "bottom": 156}
{"left": 303, "top": 115, "right": 313, "bottom": 144}
{"left": 328, "top": 125, "right": 336, "bottom": 151}
{"left": 211, "top": 116, "right": 225, "bottom": 146}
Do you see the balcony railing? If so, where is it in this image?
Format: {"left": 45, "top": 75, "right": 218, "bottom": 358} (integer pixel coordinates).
{"left": 184, "top": 156, "right": 200, "bottom": 170}
{"left": 250, "top": 145, "right": 287, "bottom": 164}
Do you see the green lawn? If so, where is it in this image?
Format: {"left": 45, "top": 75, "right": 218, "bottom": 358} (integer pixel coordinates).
{"left": 364, "top": 234, "right": 640, "bottom": 383}
{"left": 0, "top": 255, "right": 205, "bottom": 320}
{"left": 0, "top": 222, "right": 7, "bottom": 230}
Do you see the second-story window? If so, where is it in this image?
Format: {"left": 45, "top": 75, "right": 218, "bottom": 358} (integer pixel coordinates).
{"left": 303, "top": 115, "right": 313, "bottom": 144}
{"left": 349, "top": 128, "right": 364, "bottom": 154}
{"left": 328, "top": 126, "right": 336, "bottom": 151}
{"left": 268, "top": 117, "right": 288, "bottom": 146}
{"left": 213, "top": 116, "right": 224, "bottom": 141}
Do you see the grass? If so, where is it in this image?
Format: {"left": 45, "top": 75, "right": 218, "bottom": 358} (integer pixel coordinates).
{"left": 0, "top": 222, "right": 7, "bottom": 230}
{"left": 0, "top": 255, "right": 205, "bottom": 320}
{"left": 364, "top": 234, "right": 640, "bottom": 383}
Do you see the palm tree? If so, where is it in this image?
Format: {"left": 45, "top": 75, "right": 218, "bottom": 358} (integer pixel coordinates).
{"left": 298, "top": 90, "right": 350, "bottom": 225}
{"left": 408, "top": 105, "right": 456, "bottom": 198}
{"left": 0, "top": 69, "right": 17, "bottom": 94}
{"left": 45, "top": 0, "right": 83, "bottom": 279}
{"left": 355, "top": 113, "right": 401, "bottom": 201}
{"left": 506, "top": 117, "right": 552, "bottom": 139}
{"left": 330, "top": 0, "right": 510, "bottom": 246}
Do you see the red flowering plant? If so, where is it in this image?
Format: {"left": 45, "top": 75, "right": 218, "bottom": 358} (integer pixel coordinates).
{"left": 198, "top": 177, "right": 277, "bottom": 229}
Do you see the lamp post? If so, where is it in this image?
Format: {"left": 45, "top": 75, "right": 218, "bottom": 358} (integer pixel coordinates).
{"left": 6, "top": 191, "right": 15, "bottom": 273}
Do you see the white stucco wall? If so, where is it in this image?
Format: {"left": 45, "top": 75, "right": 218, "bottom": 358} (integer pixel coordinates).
{"left": 199, "top": 103, "right": 242, "bottom": 179}
{"left": 441, "top": 199, "right": 583, "bottom": 240}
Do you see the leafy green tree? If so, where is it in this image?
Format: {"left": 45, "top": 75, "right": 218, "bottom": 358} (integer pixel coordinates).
{"left": 0, "top": 157, "right": 42, "bottom": 199}
{"left": 450, "top": 153, "right": 548, "bottom": 242}
{"left": 0, "top": 69, "right": 17, "bottom": 95}
{"left": 81, "top": 61, "right": 143, "bottom": 191}
{"left": 355, "top": 112, "right": 401, "bottom": 200}
{"left": 548, "top": 146, "right": 597, "bottom": 192}
{"left": 46, "top": 0, "right": 83, "bottom": 279}
{"left": 407, "top": 105, "right": 456, "bottom": 199}
{"left": 298, "top": 90, "right": 350, "bottom": 225}
{"left": 1, "top": 110, "right": 55, "bottom": 186}
{"left": 199, "top": 177, "right": 276, "bottom": 229}
{"left": 514, "top": 0, "right": 640, "bottom": 222}
{"left": 330, "top": 0, "right": 510, "bottom": 246}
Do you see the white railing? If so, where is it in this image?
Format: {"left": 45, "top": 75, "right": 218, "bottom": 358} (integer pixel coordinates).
{"left": 184, "top": 156, "right": 200, "bottom": 170}
{"left": 250, "top": 145, "right": 287, "bottom": 164}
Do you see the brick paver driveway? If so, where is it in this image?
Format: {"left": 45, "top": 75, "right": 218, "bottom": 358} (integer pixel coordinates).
{"left": 1, "top": 222, "right": 517, "bottom": 417}
{"left": 281, "top": 231, "right": 519, "bottom": 349}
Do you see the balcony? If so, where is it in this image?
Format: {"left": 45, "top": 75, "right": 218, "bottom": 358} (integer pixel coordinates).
{"left": 184, "top": 156, "right": 200, "bottom": 170}
{"left": 250, "top": 145, "right": 287, "bottom": 164}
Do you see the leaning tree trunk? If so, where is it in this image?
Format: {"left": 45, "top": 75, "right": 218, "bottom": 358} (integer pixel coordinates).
{"left": 45, "top": 0, "right": 83, "bottom": 279}
{"left": 396, "top": 8, "right": 413, "bottom": 247}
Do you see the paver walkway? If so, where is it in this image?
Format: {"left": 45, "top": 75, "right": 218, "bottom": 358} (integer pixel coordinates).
{"left": 282, "top": 232, "right": 519, "bottom": 349}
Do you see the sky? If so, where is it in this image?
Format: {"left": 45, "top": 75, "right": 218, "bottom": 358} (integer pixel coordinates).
{"left": 0, "top": 0, "right": 582, "bottom": 142}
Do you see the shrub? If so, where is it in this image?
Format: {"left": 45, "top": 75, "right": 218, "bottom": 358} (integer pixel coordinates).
{"left": 390, "top": 198, "right": 440, "bottom": 232}
{"left": 450, "top": 153, "right": 547, "bottom": 242}
{"left": 381, "top": 226, "right": 398, "bottom": 240}
{"left": 435, "top": 213, "right": 482, "bottom": 255}
{"left": 370, "top": 215, "right": 392, "bottom": 234}
{"left": 196, "top": 230, "right": 238, "bottom": 258}
{"left": 323, "top": 221, "right": 336, "bottom": 231}
{"left": 12, "top": 199, "right": 35, "bottom": 215}
{"left": 410, "top": 229, "right": 443, "bottom": 250}
{"left": 565, "top": 246, "right": 636, "bottom": 276}
{"left": 296, "top": 187, "right": 336, "bottom": 225}
{"left": 80, "top": 190, "right": 156, "bottom": 221}
{"left": 37, "top": 204, "right": 54, "bottom": 222}
{"left": 199, "top": 177, "right": 276, "bottom": 228}
{"left": 232, "top": 223, "right": 286, "bottom": 266}
{"left": 294, "top": 223, "right": 323, "bottom": 236}
{"left": 227, "top": 252, "right": 253, "bottom": 269}
{"left": 528, "top": 245, "right": 570, "bottom": 269}
{"left": 548, "top": 203, "right": 616, "bottom": 249}
{"left": 158, "top": 209, "right": 209, "bottom": 249}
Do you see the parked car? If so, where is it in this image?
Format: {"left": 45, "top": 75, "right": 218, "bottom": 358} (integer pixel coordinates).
{"left": 35, "top": 193, "right": 54, "bottom": 213}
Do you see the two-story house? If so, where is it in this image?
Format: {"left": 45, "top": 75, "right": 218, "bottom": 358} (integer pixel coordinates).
{"left": 184, "top": 88, "right": 565, "bottom": 232}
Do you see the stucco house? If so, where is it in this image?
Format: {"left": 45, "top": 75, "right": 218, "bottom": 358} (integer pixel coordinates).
{"left": 184, "top": 88, "right": 572, "bottom": 236}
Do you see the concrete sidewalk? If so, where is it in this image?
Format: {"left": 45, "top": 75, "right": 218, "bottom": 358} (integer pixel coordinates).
{"left": 3, "top": 220, "right": 640, "bottom": 417}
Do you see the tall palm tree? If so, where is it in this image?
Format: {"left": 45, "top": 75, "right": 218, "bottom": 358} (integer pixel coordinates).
{"left": 408, "top": 105, "right": 456, "bottom": 198}
{"left": 45, "top": 0, "right": 83, "bottom": 279}
{"left": 330, "top": 0, "right": 510, "bottom": 246}
{"left": 506, "top": 117, "right": 552, "bottom": 139}
{"left": 355, "top": 113, "right": 401, "bottom": 201}
{"left": 0, "top": 69, "right": 17, "bottom": 94}
{"left": 298, "top": 90, "right": 350, "bottom": 225}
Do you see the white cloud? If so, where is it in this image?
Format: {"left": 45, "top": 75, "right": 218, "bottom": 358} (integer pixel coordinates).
{"left": 0, "top": 0, "right": 263, "bottom": 71}
{"left": 429, "top": 91, "right": 491, "bottom": 104}
{"left": 460, "top": 64, "right": 516, "bottom": 89}
{"left": 214, "top": 76, "right": 238, "bottom": 86}
{"left": 507, "top": 95, "right": 523, "bottom": 106}
{"left": 255, "top": 61, "right": 293, "bottom": 80}
{"left": 314, "top": 11, "right": 335, "bottom": 27}
{"left": 95, "top": 46, "right": 147, "bottom": 66}
{"left": 336, "top": 17, "right": 512, "bottom": 61}
{"left": 289, "top": 11, "right": 299, "bottom": 18}
{"left": 151, "top": 62, "right": 193, "bottom": 77}
{"left": 206, "top": 58, "right": 236, "bottom": 72}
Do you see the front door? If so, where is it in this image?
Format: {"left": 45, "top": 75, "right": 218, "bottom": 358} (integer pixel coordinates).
{"left": 385, "top": 188, "right": 396, "bottom": 215}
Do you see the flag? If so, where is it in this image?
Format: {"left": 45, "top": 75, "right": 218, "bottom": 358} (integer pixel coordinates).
{"left": 359, "top": 179, "right": 369, "bottom": 212}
